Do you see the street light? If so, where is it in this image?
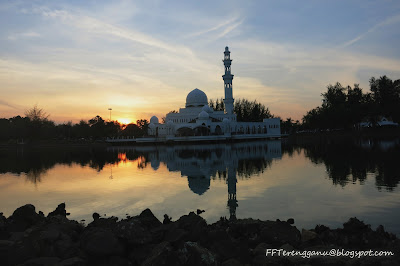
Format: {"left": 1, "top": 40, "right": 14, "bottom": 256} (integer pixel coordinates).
{"left": 108, "top": 108, "right": 112, "bottom": 121}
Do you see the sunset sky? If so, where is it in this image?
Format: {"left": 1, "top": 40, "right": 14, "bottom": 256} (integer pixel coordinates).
{"left": 1, "top": 0, "right": 400, "bottom": 124}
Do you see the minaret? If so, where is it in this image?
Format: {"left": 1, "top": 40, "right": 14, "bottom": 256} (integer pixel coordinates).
{"left": 227, "top": 167, "right": 238, "bottom": 220}
{"left": 222, "top": 46, "right": 234, "bottom": 115}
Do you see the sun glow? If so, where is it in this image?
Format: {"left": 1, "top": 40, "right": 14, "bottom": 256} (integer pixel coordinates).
{"left": 117, "top": 118, "right": 132, "bottom": 125}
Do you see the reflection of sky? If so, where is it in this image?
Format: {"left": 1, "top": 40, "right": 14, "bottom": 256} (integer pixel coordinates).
{"left": 1, "top": 143, "right": 400, "bottom": 236}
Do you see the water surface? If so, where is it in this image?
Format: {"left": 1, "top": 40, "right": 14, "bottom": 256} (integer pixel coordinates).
{"left": 1, "top": 138, "right": 399, "bottom": 235}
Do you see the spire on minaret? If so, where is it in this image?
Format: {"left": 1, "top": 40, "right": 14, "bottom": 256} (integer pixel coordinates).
{"left": 222, "top": 46, "right": 234, "bottom": 115}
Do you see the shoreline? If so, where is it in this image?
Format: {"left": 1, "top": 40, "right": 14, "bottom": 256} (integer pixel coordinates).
{"left": 1, "top": 204, "right": 399, "bottom": 265}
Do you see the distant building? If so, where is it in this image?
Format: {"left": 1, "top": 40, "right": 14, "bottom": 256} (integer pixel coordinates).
{"left": 148, "top": 47, "right": 280, "bottom": 140}
{"left": 357, "top": 116, "right": 399, "bottom": 128}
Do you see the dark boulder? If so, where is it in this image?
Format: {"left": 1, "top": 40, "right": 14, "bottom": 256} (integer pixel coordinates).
{"left": 141, "top": 241, "right": 179, "bottom": 266}
{"left": 8, "top": 204, "right": 42, "bottom": 231}
{"left": 178, "top": 241, "right": 217, "bottom": 266}
{"left": 175, "top": 212, "right": 207, "bottom": 241}
{"left": 21, "top": 256, "right": 61, "bottom": 265}
{"left": 259, "top": 220, "right": 301, "bottom": 247}
{"left": 81, "top": 229, "right": 124, "bottom": 257}
{"left": 48, "top": 203, "right": 69, "bottom": 218}
{"left": 57, "top": 256, "right": 86, "bottom": 266}
{"left": 114, "top": 219, "right": 154, "bottom": 245}
{"left": 343, "top": 217, "right": 370, "bottom": 233}
{"left": 138, "top": 209, "right": 162, "bottom": 230}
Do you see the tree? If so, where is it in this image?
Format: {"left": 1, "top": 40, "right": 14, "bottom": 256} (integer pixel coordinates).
{"left": 25, "top": 104, "right": 49, "bottom": 123}
{"left": 24, "top": 105, "right": 51, "bottom": 139}
{"left": 234, "top": 99, "right": 272, "bottom": 122}
{"left": 136, "top": 119, "right": 149, "bottom": 136}
{"left": 209, "top": 98, "right": 273, "bottom": 122}
{"left": 122, "top": 123, "right": 143, "bottom": 137}
{"left": 370, "top": 76, "right": 400, "bottom": 122}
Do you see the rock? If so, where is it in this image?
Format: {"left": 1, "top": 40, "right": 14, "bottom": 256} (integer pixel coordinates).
{"left": 343, "top": 217, "right": 370, "bottom": 233}
{"left": 196, "top": 209, "right": 205, "bottom": 215}
{"left": 9, "top": 231, "right": 24, "bottom": 242}
{"left": 0, "top": 240, "right": 14, "bottom": 260}
{"left": 81, "top": 229, "right": 124, "bottom": 257}
{"left": 57, "top": 257, "right": 86, "bottom": 266}
{"left": 176, "top": 212, "right": 207, "bottom": 241}
{"left": 178, "top": 241, "right": 217, "bottom": 266}
{"left": 206, "top": 229, "right": 238, "bottom": 261}
{"left": 9, "top": 204, "right": 42, "bottom": 231}
{"left": 259, "top": 220, "right": 301, "bottom": 247}
{"left": 252, "top": 242, "right": 271, "bottom": 256}
{"left": 280, "top": 243, "right": 294, "bottom": 251}
{"left": 40, "top": 229, "right": 60, "bottom": 241}
{"left": 54, "top": 236, "right": 77, "bottom": 259}
{"left": 138, "top": 208, "right": 162, "bottom": 229}
{"left": 107, "top": 256, "right": 133, "bottom": 266}
{"left": 92, "top": 213, "right": 100, "bottom": 221}
{"left": 301, "top": 229, "right": 318, "bottom": 242}
{"left": 0, "top": 212, "right": 6, "bottom": 226}
{"left": 163, "top": 214, "right": 172, "bottom": 224}
{"left": 286, "top": 218, "right": 294, "bottom": 225}
{"left": 87, "top": 216, "right": 118, "bottom": 229}
{"left": 222, "top": 258, "right": 242, "bottom": 266}
{"left": 114, "top": 219, "right": 154, "bottom": 245}
{"left": 0, "top": 239, "right": 14, "bottom": 248}
{"left": 7, "top": 241, "right": 38, "bottom": 265}
{"left": 48, "top": 203, "right": 69, "bottom": 217}
{"left": 142, "top": 241, "right": 178, "bottom": 266}
{"left": 315, "top": 224, "right": 330, "bottom": 234}
{"left": 164, "top": 228, "right": 188, "bottom": 243}
{"left": 22, "top": 256, "right": 61, "bottom": 265}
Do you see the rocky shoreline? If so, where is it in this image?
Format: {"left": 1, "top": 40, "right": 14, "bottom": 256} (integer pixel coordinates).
{"left": 0, "top": 204, "right": 399, "bottom": 266}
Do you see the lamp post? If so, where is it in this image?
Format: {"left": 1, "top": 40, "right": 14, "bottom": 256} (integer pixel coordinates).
{"left": 108, "top": 108, "right": 112, "bottom": 122}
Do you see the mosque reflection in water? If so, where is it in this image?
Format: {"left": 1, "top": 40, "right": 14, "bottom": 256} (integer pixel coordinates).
{"left": 108, "top": 140, "right": 282, "bottom": 220}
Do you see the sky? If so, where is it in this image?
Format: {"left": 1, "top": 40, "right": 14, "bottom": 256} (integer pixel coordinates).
{"left": 1, "top": 0, "right": 400, "bottom": 124}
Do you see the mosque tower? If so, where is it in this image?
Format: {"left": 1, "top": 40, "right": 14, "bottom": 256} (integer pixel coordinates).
{"left": 227, "top": 167, "right": 238, "bottom": 220}
{"left": 222, "top": 46, "right": 234, "bottom": 115}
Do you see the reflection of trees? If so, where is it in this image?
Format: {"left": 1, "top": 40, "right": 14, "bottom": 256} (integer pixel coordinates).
{"left": 283, "top": 138, "right": 400, "bottom": 190}
{"left": 237, "top": 158, "right": 272, "bottom": 178}
{"left": 0, "top": 147, "right": 123, "bottom": 184}
{"left": 26, "top": 168, "right": 48, "bottom": 184}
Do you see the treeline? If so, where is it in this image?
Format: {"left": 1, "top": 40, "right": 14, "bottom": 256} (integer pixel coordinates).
{"left": 209, "top": 98, "right": 273, "bottom": 122}
{"left": 302, "top": 75, "right": 400, "bottom": 130}
{"left": 0, "top": 106, "right": 149, "bottom": 142}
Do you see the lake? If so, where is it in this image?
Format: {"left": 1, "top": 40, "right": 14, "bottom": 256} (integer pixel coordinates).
{"left": 1, "top": 137, "right": 400, "bottom": 236}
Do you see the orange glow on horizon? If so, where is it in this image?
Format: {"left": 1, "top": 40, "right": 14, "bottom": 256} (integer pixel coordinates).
{"left": 116, "top": 118, "right": 132, "bottom": 125}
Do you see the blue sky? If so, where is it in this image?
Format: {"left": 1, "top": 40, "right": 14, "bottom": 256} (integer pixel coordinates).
{"left": 1, "top": 0, "right": 400, "bottom": 123}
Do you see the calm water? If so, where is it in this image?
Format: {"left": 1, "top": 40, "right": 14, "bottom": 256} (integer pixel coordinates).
{"left": 1, "top": 138, "right": 400, "bottom": 235}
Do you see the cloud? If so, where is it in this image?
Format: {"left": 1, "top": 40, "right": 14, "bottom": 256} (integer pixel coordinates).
{"left": 341, "top": 14, "right": 400, "bottom": 48}
{"left": 218, "top": 18, "right": 244, "bottom": 38}
{"left": 0, "top": 99, "right": 19, "bottom": 109}
{"left": 34, "top": 6, "right": 191, "bottom": 55}
{"left": 185, "top": 16, "right": 241, "bottom": 38}
{"left": 7, "top": 31, "right": 40, "bottom": 40}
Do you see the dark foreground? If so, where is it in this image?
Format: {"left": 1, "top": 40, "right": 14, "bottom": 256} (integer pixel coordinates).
{"left": 0, "top": 204, "right": 399, "bottom": 266}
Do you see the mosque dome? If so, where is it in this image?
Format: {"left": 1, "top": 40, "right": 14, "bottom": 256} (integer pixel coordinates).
{"left": 187, "top": 176, "right": 210, "bottom": 195}
{"left": 186, "top": 88, "right": 208, "bottom": 107}
{"left": 148, "top": 123, "right": 156, "bottom": 129}
{"left": 198, "top": 111, "right": 209, "bottom": 119}
{"left": 202, "top": 105, "right": 213, "bottom": 113}
{"left": 151, "top": 160, "right": 160, "bottom": 170}
{"left": 150, "top": 116, "right": 159, "bottom": 124}
{"left": 223, "top": 118, "right": 230, "bottom": 123}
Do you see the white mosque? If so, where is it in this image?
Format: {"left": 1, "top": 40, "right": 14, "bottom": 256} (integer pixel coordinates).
{"left": 147, "top": 47, "right": 281, "bottom": 141}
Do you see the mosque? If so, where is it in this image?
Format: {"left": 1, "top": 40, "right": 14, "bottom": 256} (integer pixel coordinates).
{"left": 147, "top": 47, "right": 281, "bottom": 141}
